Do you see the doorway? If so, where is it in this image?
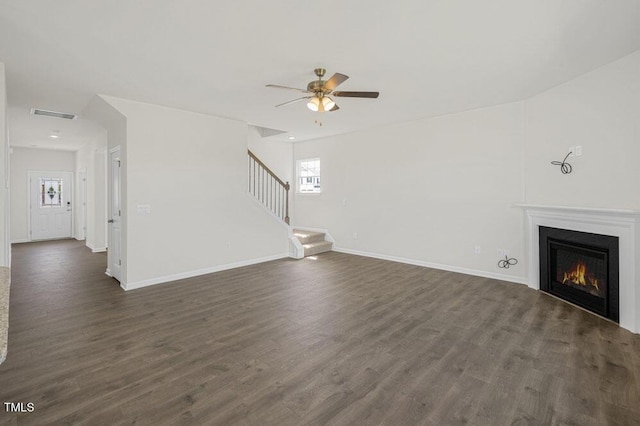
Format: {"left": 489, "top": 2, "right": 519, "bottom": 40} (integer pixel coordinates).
{"left": 29, "top": 171, "right": 73, "bottom": 241}
{"left": 107, "top": 147, "right": 122, "bottom": 282}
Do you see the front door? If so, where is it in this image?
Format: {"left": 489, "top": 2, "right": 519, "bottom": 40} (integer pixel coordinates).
{"left": 108, "top": 147, "right": 122, "bottom": 282}
{"left": 29, "top": 171, "right": 73, "bottom": 240}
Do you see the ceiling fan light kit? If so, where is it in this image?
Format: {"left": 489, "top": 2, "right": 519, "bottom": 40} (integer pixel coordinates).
{"left": 307, "top": 96, "right": 320, "bottom": 112}
{"left": 306, "top": 95, "right": 335, "bottom": 112}
{"left": 322, "top": 97, "right": 335, "bottom": 111}
{"left": 267, "top": 67, "right": 379, "bottom": 113}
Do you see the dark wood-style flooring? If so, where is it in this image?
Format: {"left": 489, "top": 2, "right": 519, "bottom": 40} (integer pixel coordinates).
{"left": 1, "top": 239, "right": 640, "bottom": 425}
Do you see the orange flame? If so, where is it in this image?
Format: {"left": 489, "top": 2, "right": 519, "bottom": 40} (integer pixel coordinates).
{"left": 562, "top": 261, "right": 599, "bottom": 291}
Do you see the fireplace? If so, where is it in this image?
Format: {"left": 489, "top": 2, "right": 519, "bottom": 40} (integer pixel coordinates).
{"left": 539, "top": 226, "right": 619, "bottom": 322}
{"left": 520, "top": 204, "right": 640, "bottom": 333}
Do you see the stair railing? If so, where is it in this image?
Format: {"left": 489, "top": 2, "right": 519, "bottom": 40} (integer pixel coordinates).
{"left": 248, "top": 150, "right": 290, "bottom": 225}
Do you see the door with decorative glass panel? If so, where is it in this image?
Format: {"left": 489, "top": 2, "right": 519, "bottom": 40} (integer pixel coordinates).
{"left": 29, "top": 171, "right": 73, "bottom": 240}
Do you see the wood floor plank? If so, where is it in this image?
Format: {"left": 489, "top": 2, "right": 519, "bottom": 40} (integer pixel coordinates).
{"left": 1, "top": 240, "right": 639, "bottom": 425}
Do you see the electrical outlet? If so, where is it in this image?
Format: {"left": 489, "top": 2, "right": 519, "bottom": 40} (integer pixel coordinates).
{"left": 568, "top": 146, "right": 582, "bottom": 157}
{"left": 474, "top": 246, "right": 481, "bottom": 254}
{"left": 497, "top": 249, "right": 510, "bottom": 259}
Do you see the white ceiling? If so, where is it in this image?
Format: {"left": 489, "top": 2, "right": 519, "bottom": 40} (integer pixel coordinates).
{"left": 8, "top": 106, "right": 104, "bottom": 151}
{"left": 1, "top": 0, "right": 640, "bottom": 150}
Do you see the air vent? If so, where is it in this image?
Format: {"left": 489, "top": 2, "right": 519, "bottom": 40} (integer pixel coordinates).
{"left": 30, "top": 108, "right": 78, "bottom": 120}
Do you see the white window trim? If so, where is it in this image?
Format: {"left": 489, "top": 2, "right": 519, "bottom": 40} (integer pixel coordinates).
{"left": 296, "top": 158, "right": 322, "bottom": 194}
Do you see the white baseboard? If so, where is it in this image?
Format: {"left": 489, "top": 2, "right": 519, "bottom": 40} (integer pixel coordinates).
{"left": 86, "top": 242, "right": 107, "bottom": 253}
{"left": 289, "top": 238, "right": 304, "bottom": 259}
{"left": 10, "top": 239, "right": 30, "bottom": 244}
{"left": 122, "top": 253, "right": 289, "bottom": 291}
{"left": 333, "top": 247, "right": 528, "bottom": 286}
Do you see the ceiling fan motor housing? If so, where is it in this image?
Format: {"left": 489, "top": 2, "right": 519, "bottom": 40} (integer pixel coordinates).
{"left": 307, "top": 80, "right": 328, "bottom": 94}
{"left": 307, "top": 68, "right": 330, "bottom": 95}
{"left": 267, "top": 68, "right": 379, "bottom": 111}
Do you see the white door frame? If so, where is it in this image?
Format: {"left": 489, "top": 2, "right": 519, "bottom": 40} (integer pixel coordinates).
{"left": 107, "top": 146, "right": 122, "bottom": 282}
{"left": 78, "top": 169, "right": 87, "bottom": 241}
{"left": 28, "top": 170, "right": 74, "bottom": 241}
{"left": 104, "top": 147, "right": 109, "bottom": 250}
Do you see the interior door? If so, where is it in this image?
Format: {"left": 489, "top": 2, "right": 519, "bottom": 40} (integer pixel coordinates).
{"left": 108, "top": 147, "right": 122, "bottom": 281}
{"left": 78, "top": 170, "right": 87, "bottom": 240}
{"left": 29, "top": 171, "right": 73, "bottom": 240}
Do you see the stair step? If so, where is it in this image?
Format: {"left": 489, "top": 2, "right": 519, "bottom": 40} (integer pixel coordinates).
{"left": 302, "top": 240, "right": 333, "bottom": 257}
{"left": 293, "top": 229, "right": 326, "bottom": 245}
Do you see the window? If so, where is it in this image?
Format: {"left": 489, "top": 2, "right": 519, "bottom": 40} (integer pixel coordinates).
{"left": 40, "top": 178, "right": 63, "bottom": 207}
{"left": 297, "top": 158, "right": 321, "bottom": 193}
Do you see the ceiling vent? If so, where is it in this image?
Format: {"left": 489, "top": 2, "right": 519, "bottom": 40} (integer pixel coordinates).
{"left": 30, "top": 108, "right": 78, "bottom": 120}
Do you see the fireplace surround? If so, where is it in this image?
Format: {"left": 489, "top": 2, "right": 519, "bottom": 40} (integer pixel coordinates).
{"left": 539, "top": 226, "right": 619, "bottom": 322}
{"left": 519, "top": 204, "right": 640, "bottom": 333}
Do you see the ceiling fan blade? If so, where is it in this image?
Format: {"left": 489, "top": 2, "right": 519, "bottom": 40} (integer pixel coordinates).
{"left": 332, "top": 91, "right": 379, "bottom": 98}
{"left": 329, "top": 104, "right": 340, "bottom": 112}
{"left": 275, "top": 97, "right": 311, "bottom": 108}
{"left": 266, "top": 84, "right": 310, "bottom": 94}
{"left": 324, "top": 73, "right": 349, "bottom": 91}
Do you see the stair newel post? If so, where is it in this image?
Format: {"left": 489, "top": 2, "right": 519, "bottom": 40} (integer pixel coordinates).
{"left": 284, "top": 181, "right": 290, "bottom": 225}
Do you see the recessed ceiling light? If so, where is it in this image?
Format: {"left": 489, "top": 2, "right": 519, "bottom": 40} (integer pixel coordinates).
{"left": 50, "top": 134, "right": 59, "bottom": 139}
{"left": 288, "top": 136, "right": 295, "bottom": 140}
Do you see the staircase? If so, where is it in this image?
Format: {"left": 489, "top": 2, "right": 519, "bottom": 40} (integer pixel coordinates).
{"left": 248, "top": 150, "right": 289, "bottom": 225}
{"left": 247, "top": 150, "right": 333, "bottom": 259}
{"left": 292, "top": 229, "right": 333, "bottom": 257}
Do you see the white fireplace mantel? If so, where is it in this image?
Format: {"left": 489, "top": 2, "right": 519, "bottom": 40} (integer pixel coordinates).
{"left": 516, "top": 204, "right": 640, "bottom": 334}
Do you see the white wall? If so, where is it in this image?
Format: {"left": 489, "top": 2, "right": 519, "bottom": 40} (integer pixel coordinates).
{"left": 93, "top": 147, "right": 107, "bottom": 250}
{"left": 524, "top": 50, "right": 640, "bottom": 209}
{"left": 247, "top": 126, "right": 295, "bottom": 221}
{"left": 75, "top": 145, "right": 90, "bottom": 240}
{"left": 247, "top": 126, "right": 293, "bottom": 184}
{"left": 9, "top": 148, "right": 76, "bottom": 243}
{"left": 0, "top": 63, "right": 8, "bottom": 266}
{"left": 82, "top": 95, "right": 127, "bottom": 279}
{"left": 75, "top": 136, "right": 107, "bottom": 251}
{"left": 293, "top": 50, "right": 640, "bottom": 283}
{"left": 294, "top": 102, "right": 526, "bottom": 282}
{"left": 102, "top": 96, "right": 289, "bottom": 288}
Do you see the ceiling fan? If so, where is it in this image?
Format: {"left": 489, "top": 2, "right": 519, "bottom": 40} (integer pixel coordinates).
{"left": 266, "top": 68, "right": 379, "bottom": 112}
